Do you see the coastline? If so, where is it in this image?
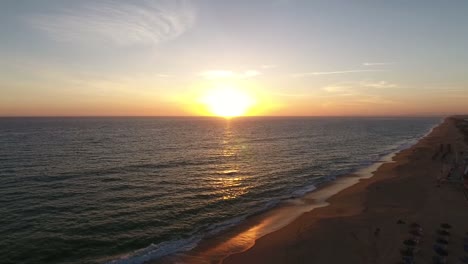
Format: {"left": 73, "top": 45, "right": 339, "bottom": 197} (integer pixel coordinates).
{"left": 155, "top": 118, "right": 451, "bottom": 264}
{"left": 219, "top": 116, "right": 468, "bottom": 264}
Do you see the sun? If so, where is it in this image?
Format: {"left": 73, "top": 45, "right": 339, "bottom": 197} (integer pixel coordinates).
{"left": 201, "top": 86, "right": 255, "bottom": 118}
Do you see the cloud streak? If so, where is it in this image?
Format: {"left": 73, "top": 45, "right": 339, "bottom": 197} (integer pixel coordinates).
{"left": 318, "top": 81, "right": 399, "bottom": 107}
{"left": 155, "top": 74, "right": 173, "bottom": 78}
{"left": 293, "top": 69, "right": 384, "bottom": 77}
{"left": 362, "top": 80, "right": 397, "bottom": 89}
{"left": 322, "top": 80, "right": 398, "bottom": 97}
{"left": 261, "top": 64, "right": 278, "bottom": 69}
{"left": 200, "top": 70, "right": 261, "bottom": 79}
{"left": 324, "top": 80, "right": 397, "bottom": 90}
{"left": 30, "top": 0, "right": 196, "bottom": 46}
{"left": 363, "top": 62, "right": 394, "bottom": 66}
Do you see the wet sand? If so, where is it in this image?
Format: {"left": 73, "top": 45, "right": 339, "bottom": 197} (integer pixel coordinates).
{"left": 222, "top": 116, "right": 468, "bottom": 264}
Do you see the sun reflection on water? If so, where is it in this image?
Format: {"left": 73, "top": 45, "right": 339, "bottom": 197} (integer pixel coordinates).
{"left": 213, "top": 121, "right": 251, "bottom": 201}
{"left": 217, "top": 176, "right": 251, "bottom": 200}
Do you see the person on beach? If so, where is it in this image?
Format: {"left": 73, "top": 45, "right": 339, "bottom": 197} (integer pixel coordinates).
{"left": 446, "top": 168, "right": 452, "bottom": 181}
{"left": 464, "top": 164, "right": 468, "bottom": 189}
{"left": 374, "top": 228, "right": 380, "bottom": 237}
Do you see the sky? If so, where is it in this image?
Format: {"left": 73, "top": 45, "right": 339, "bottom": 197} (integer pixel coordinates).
{"left": 1, "top": 0, "right": 468, "bottom": 116}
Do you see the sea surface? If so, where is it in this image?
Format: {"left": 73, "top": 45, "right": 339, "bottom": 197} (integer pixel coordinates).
{"left": 0, "top": 117, "right": 440, "bottom": 264}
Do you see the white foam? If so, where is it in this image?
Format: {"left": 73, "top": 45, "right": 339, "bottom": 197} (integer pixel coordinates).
{"left": 291, "top": 184, "right": 317, "bottom": 197}
{"left": 105, "top": 199, "right": 283, "bottom": 264}
{"left": 106, "top": 237, "right": 200, "bottom": 264}
{"left": 105, "top": 118, "right": 444, "bottom": 264}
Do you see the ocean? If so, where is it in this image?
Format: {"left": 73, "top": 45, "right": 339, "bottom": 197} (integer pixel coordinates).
{"left": 0, "top": 117, "right": 440, "bottom": 264}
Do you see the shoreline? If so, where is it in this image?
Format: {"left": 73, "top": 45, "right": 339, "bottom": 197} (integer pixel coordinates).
{"left": 220, "top": 116, "right": 468, "bottom": 264}
{"left": 155, "top": 118, "right": 448, "bottom": 264}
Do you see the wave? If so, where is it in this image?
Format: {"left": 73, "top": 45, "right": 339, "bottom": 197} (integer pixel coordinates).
{"left": 383, "top": 117, "right": 444, "bottom": 155}
{"left": 22, "top": 159, "right": 217, "bottom": 184}
{"left": 104, "top": 119, "right": 443, "bottom": 264}
{"left": 106, "top": 237, "right": 201, "bottom": 264}
{"left": 106, "top": 199, "right": 283, "bottom": 264}
{"left": 290, "top": 184, "right": 317, "bottom": 198}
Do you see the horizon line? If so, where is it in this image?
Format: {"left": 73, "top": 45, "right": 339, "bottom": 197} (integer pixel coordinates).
{"left": 0, "top": 114, "right": 452, "bottom": 118}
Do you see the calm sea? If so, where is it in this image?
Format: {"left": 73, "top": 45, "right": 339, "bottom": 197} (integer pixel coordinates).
{"left": 0, "top": 117, "right": 440, "bottom": 264}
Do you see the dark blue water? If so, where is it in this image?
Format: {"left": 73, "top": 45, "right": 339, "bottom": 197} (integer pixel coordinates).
{"left": 0, "top": 117, "right": 440, "bottom": 264}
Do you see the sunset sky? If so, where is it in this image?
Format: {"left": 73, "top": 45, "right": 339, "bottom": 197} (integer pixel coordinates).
{"left": 1, "top": 0, "right": 467, "bottom": 116}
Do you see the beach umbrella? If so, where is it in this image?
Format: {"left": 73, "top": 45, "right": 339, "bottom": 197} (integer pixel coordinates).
{"left": 436, "top": 238, "right": 449, "bottom": 245}
{"left": 400, "top": 248, "right": 414, "bottom": 257}
{"left": 434, "top": 245, "right": 448, "bottom": 256}
{"left": 440, "top": 223, "right": 452, "bottom": 229}
{"left": 432, "top": 255, "right": 446, "bottom": 264}
{"left": 437, "top": 230, "right": 450, "bottom": 236}
{"left": 401, "top": 256, "right": 415, "bottom": 264}
{"left": 460, "top": 256, "right": 468, "bottom": 264}
{"left": 409, "top": 230, "right": 422, "bottom": 236}
{"left": 403, "top": 239, "right": 417, "bottom": 246}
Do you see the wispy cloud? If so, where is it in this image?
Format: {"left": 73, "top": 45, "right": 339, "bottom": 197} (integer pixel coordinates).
{"left": 29, "top": 0, "right": 196, "bottom": 46}
{"left": 292, "top": 69, "right": 384, "bottom": 77}
{"left": 261, "top": 64, "right": 278, "bottom": 69}
{"left": 321, "top": 80, "right": 398, "bottom": 98}
{"left": 319, "top": 82, "right": 398, "bottom": 107}
{"left": 361, "top": 80, "right": 397, "bottom": 89}
{"left": 244, "top": 70, "right": 261, "bottom": 78}
{"left": 272, "top": 92, "right": 313, "bottom": 97}
{"left": 323, "top": 80, "right": 397, "bottom": 91}
{"left": 363, "top": 62, "right": 394, "bottom": 66}
{"left": 322, "top": 85, "right": 357, "bottom": 96}
{"left": 155, "top": 74, "right": 173, "bottom": 78}
{"left": 200, "top": 70, "right": 235, "bottom": 79}
{"left": 200, "top": 70, "right": 261, "bottom": 79}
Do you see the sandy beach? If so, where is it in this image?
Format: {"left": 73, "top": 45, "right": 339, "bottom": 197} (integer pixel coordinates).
{"left": 160, "top": 116, "right": 468, "bottom": 264}
{"left": 221, "top": 116, "right": 468, "bottom": 264}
